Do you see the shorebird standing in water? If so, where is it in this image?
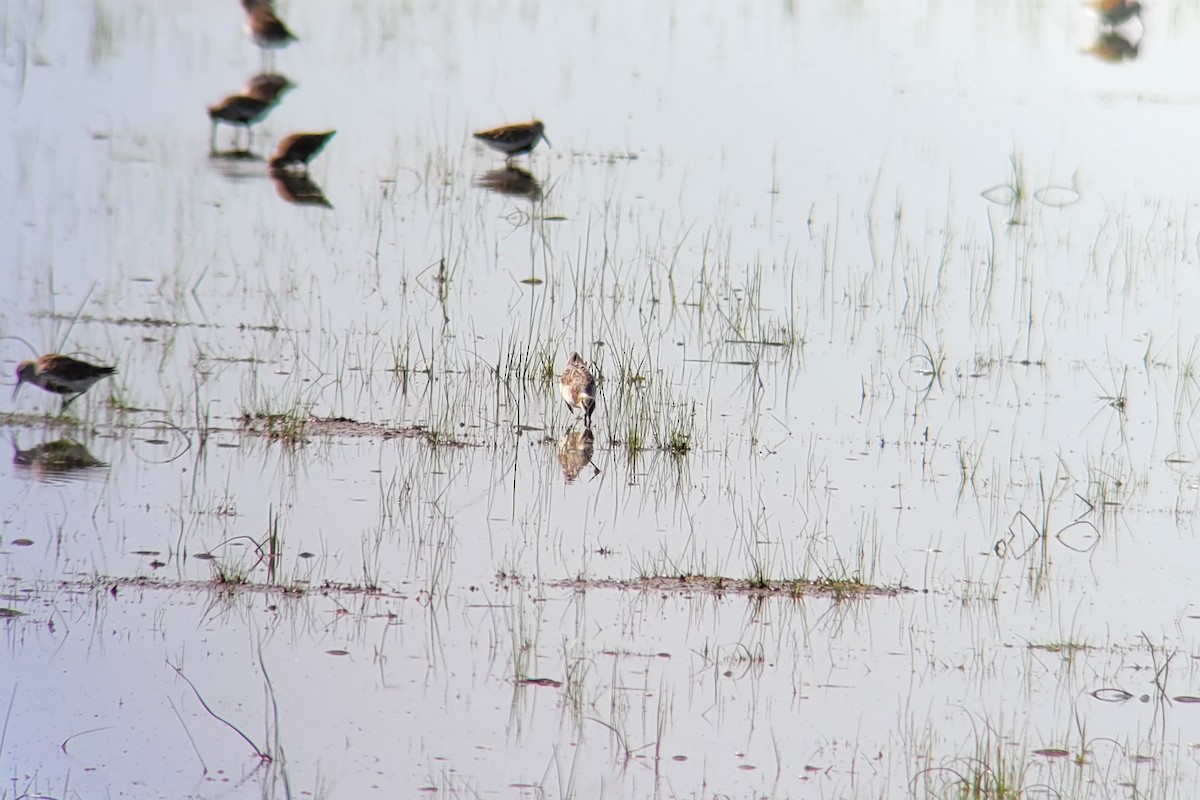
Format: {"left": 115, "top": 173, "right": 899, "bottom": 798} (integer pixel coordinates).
{"left": 473, "top": 120, "right": 550, "bottom": 162}
{"left": 208, "top": 93, "right": 274, "bottom": 152}
{"left": 269, "top": 131, "right": 336, "bottom": 173}
{"left": 14, "top": 354, "right": 117, "bottom": 411}
{"left": 243, "top": 72, "right": 294, "bottom": 105}
{"left": 242, "top": 0, "right": 297, "bottom": 66}
{"left": 559, "top": 352, "right": 596, "bottom": 429}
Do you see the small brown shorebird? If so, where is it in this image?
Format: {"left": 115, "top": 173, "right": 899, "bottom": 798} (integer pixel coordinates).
{"left": 208, "top": 93, "right": 274, "bottom": 151}
{"left": 473, "top": 120, "right": 550, "bottom": 162}
{"left": 243, "top": 72, "right": 294, "bottom": 105}
{"left": 14, "top": 354, "right": 117, "bottom": 410}
{"left": 559, "top": 352, "right": 596, "bottom": 428}
{"left": 242, "top": 0, "right": 297, "bottom": 54}
{"left": 269, "top": 131, "right": 336, "bottom": 173}
{"left": 1089, "top": 0, "right": 1142, "bottom": 27}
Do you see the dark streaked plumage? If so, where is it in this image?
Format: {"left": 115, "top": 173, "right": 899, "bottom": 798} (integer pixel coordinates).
{"left": 269, "top": 130, "right": 335, "bottom": 172}
{"left": 208, "top": 93, "right": 274, "bottom": 151}
{"left": 14, "top": 354, "right": 117, "bottom": 409}
{"left": 473, "top": 120, "right": 550, "bottom": 161}
{"left": 559, "top": 352, "right": 596, "bottom": 428}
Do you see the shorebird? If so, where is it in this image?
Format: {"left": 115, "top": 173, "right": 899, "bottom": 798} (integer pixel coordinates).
{"left": 559, "top": 352, "right": 596, "bottom": 428}
{"left": 1089, "top": 0, "right": 1142, "bottom": 27}
{"left": 243, "top": 72, "right": 294, "bottom": 105}
{"left": 242, "top": 0, "right": 297, "bottom": 60}
{"left": 208, "top": 93, "right": 274, "bottom": 151}
{"left": 269, "top": 131, "right": 336, "bottom": 173}
{"left": 473, "top": 120, "right": 550, "bottom": 162}
{"left": 14, "top": 354, "right": 117, "bottom": 410}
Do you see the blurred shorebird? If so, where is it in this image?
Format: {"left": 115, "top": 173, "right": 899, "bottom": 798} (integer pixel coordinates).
{"left": 559, "top": 352, "right": 596, "bottom": 428}
{"left": 473, "top": 120, "right": 550, "bottom": 162}
{"left": 14, "top": 354, "right": 116, "bottom": 410}
{"left": 208, "top": 93, "right": 274, "bottom": 152}
{"left": 243, "top": 72, "right": 294, "bottom": 104}
{"left": 242, "top": 0, "right": 297, "bottom": 65}
{"left": 1088, "top": 0, "right": 1142, "bottom": 28}
{"left": 269, "top": 130, "right": 335, "bottom": 173}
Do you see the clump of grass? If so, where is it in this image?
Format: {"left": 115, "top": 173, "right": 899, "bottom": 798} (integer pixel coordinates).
{"left": 212, "top": 563, "right": 249, "bottom": 586}
{"left": 105, "top": 390, "right": 137, "bottom": 412}
{"left": 500, "top": 336, "right": 558, "bottom": 387}
{"left": 1027, "top": 639, "right": 1093, "bottom": 659}
{"left": 240, "top": 407, "right": 310, "bottom": 445}
{"left": 605, "top": 346, "right": 702, "bottom": 457}
{"left": 918, "top": 720, "right": 1031, "bottom": 799}
{"left": 657, "top": 401, "right": 696, "bottom": 455}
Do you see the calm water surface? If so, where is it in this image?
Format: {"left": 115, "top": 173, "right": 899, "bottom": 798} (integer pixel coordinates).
{"left": 4, "top": 0, "right": 1200, "bottom": 796}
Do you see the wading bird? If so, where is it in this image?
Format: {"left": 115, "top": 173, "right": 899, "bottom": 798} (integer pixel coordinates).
{"left": 14, "top": 354, "right": 117, "bottom": 411}
{"left": 473, "top": 120, "right": 550, "bottom": 162}
{"left": 208, "top": 93, "right": 274, "bottom": 152}
{"left": 242, "top": 0, "right": 297, "bottom": 64}
{"left": 269, "top": 130, "right": 336, "bottom": 173}
{"left": 1089, "top": 0, "right": 1142, "bottom": 28}
{"left": 559, "top": 352, "right": 596, "bottom": 428}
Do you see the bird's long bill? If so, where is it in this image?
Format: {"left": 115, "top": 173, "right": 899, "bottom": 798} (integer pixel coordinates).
{"left": 542, "top": 132, "right": 553, "bottom": 149}
{"left": 11, "top": 381, "right": 21, "bottom": 401}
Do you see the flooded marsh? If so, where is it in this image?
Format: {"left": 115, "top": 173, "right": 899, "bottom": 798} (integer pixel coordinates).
{"left": 6, "top": 0, "right": 1200, "bottom": 797}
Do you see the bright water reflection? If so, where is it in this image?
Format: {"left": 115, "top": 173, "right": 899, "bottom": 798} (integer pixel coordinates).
{"left": 4, "top": 0, "right": 1200, "bottom": 796}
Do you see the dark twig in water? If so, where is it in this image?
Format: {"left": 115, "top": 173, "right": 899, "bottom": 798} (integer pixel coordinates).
{"left": 0, "top": 683, "right": 15, "bottom": 762}
{"left": 169, "top": 696, "right": 209, "bottom": 773}
{"left": 167, "top": 660, "right": 272, "bottom": 761}
{"left": 60, "top": 726, "right": 114, "bottom": 755}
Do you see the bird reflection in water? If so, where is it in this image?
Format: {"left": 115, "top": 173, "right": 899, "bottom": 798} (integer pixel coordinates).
{"left": 12, "top": 437, "right": 107, "bottom": 483}
{"left": 271, "top": 171, "right": 332, "bottom": 207}
{"left": 557, "top": 427, "right": 598, "bottom": 483}
{"left": 474, "top": 165, "right": 542, "bottom": 202}
{"left": 1085, "top": 30, "right": 1139, "bottom": 63}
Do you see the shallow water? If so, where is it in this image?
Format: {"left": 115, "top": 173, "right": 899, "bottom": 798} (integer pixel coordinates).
{"left": 4, "top": 0, "right": 1200, "bottom": 797}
